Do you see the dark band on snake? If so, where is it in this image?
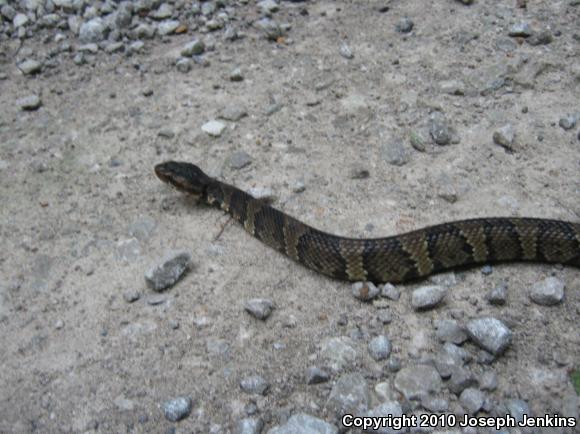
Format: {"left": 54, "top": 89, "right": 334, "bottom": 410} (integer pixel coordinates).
{"left": 155, "top": 161, "right": 580, "bottom": 283}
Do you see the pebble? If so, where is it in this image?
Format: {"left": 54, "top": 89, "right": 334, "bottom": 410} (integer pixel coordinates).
{"left": 368, "top": 335, "right": 392, "bottom": 361}
{"left": 17, "top": 94, "right": 42, "bottom": 111}
{"left": 382, "top": 139, "right": 410, "bottom": 166}
{"left": 448, "top": 366, "right": 478, "bottom": 395}
{"left": 233, "top": 417, "right": 264, "bottom": 434}
{"left": 529, "top": 276, "right": 564, "bottom": 305}
{"left": 434, "top": 319, "right": 468, "bottom": 344}
{"left": 466, "top": 317, "right": 512, "bottom": 355}
{"left": 122, "top": 289, "right": 141, "bottom": 303}
{"left": 13, "top": 13, "right": 29, "bottom": 27}
{"left": 144, "top": 250, "right": 191, "bottom": 292}
{"left": 365, "top": 401, "right": 403, "bottom": 434}
{"left": 325, "top": 373, "right": 369, "bottom": 417}
{"left": 504, "top": 399, "right": 530, "bottom": 423}
{"left": 18, "top": 59, "right": 42, "bottom": 75}
{"left": 239, "top": 375, "right": 269, "bottom": 395}
{"left": 268, "top": 413, "right": 338, "bottom": 434}
{"left": 508, "top": 22, "right": 532, "bottom": 37}
{"left": 411, "top": 285, "right": 447, "bottom": 310}
{"left": 421, "top": 396, "right": 449, "bottom": 412}
{"left": 158, "top": 20, "right": 180, "bottom": 36}
{"left": 306, "top": 367, "right": 330, "bottom": 385}
{"left": 258, "top": 0, "right": 280, "bottom": 14}
{"left": 54, "top": 319, "right": 64, "bottom": 330}
{"left": 380, "top": 283, "right": 400, "bottom": 300}
{"left": 244, "top": 298, "right": 275, "bottom": 320}
{"left": 558, "top": 114, "right": 577, "bottom": 130}
{"left": 527, "top": 30, "right": 553, "bottom": 45}
{"left": 219, "top": 105, "right": 248, "bottom": 121}
{"left": 319, "top": 336, "right": 358, "bottom": 372}
{"left": 79, "top": 17, "right": 107, "bottom": 43}
{"left": 146, "top": 294, "right": 166, "bottom": 305}
{"left": 163, "top": 397, "right": 192, "bottom": 422}
{"left": 479, "top": 371, "right": 498, "bottom": 391}
{"left": 254, "top": 18, "right": 283, "bottom": 40}
{"left": 150, "top": 3, "right": 173, "bottom": 20}
{"left": 175, "top": 58, "right": 192, "bottom": 73}
{"left": 376, "top": 309, "right": 392, "bottom": 324}
{"left": 181, "top": 39, "right": 205, "bottom": 57}
{"left": 229, "top": 67, "right": 244, "bottom": 81}
{"left": 201, "top": 120, "right": 226, "bottom": 137}
{"left": 394, "top": 364, "right": 442, "bottom": 400}
{"left": 396, "top": 17, "right": 414, "bottom": 33}
{"left": 229, "top": 150, "right": 252, "bottom": 169}
{"left": 459, "top": 388, "right": 485, "bottom": 414}
{"left": 487, "top": 281, "right": 507, "bottom": 305}
{"left": 440, "top": 79, "right": 466, "bottom": 96}
{"left": 351, "top": 281, "right": 380, "bottom": 301}
{"left": 429, "top": 115, "right": 455, "bottom": 145}
{"left": 493, "top": 124, "right": 515, "bottom": 150}
{"left": 338, "top": 42, "right": 354, "bottom": 59}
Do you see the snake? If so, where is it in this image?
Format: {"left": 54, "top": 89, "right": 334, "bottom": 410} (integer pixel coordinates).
{"left": 155, "top": 161, "right": 580, "bottom": 283}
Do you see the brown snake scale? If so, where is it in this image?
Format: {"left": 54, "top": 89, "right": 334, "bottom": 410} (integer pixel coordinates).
{"left": 155, "top": 162, "right": 580, "bottom": 283}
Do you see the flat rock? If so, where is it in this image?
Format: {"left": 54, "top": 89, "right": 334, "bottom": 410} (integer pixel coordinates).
{"left": 466, "top": 317, "right": 512, "bottom": 355}
{"left": 201, "top": 120, "right": 226, "bottom": 137}
{"left": 529, "top": 276, "right": 564, "bottom": 305}
{"left": 411, "top": 285, "right": 447, "bottom": 310}
{"left": 325, "top": 373, "right": 369, "bottom": 417}
{"left": 17, "top": 95, "right": 42, "bottom": 111}
{"left": 18, "top": 59, "right": 42, "bottom": 75}
{"left": 394, "top": 364, "right": 442, "bottom": 400}
{"left": 268, "top": 413, "right": 338, "bottom": 434}
{"left": 144, "top": 250, "right": 191, "bottom": 291}
{"left": 229, "top": 150, "right": 252, "bottom": 169}
{"left": 240, "top": 375, "right": 269, "bottom": 395}
{"left": 244, "top": 298, "right": 275, "bottom": 320}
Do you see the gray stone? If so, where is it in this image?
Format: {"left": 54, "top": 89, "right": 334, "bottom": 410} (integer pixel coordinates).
{"left": 509, "top": 22, "right": 532, "bottom": 37}
{"left": 368, "top": 335, "right": 392, "bottom": 361}
{"left": 319, "top": 336, "right": 358, "bottom": 372}
{"left": 220, "top": 105, "right": 248, "bottom": 121}
{"left": 527, "top": 30, "right": 553, "bottom": 46}
{"left": 434, "top": 319, "right": 468, "bottom": 344}
{"left": 493, "top": 124, "right": 515, "bottom": 150}
{"left": 1, "top": 5, "right": 16, "bottom": 20}
{"left": 268, "top": 413, "right": 338, "bottom": 434}
{"left": 116, "top": 238, "right": 141, "bottom": 262}
{"left": 429, "top": 115, "right": 454, "bottom": 145}
{"left": 364, "top": 401, "right": 403, "bottom": 434}
{"left": 382, "top": 139, "right": 410, "bottom": 166}
{"left": 229, "top": 150, "right": 252, "bottom": 169}
{"left": 13, "top": 13, "right": 29, "bottom": 28}
{"left": 258, "top": 0, "right": 280, "bottom": 14}
{"left": 380, "top": 283, "right": 400, "bottom": 300}
{"left": 18, "top": 59, "right": 42, "bottom": 75}
{"left": 240, "top": 375, "right": 269, "bottom": 395}
{"left": 421, "top": 396, "right": 449, "bottom": 412}
{"left": 394, "top": 364, "right": 442, "bottom": 400}
{"left": 234, "top": 417, "right": 264, "bottom": 434}
{"left": 306, "top": 367, "right": 330, "bottom": 385}
{"left": 466, "top": 317, "right": 512, "bottom": 355}
{"left": 158, "top": 20, "right": 180, "bottom": 35}
{"left": 230, "top": 67, "right": 244, "bottom": 81}
{"left": 77, "top": 43, "right": 99, "bottom": 53}
{"left": 448, "top": 366, "right": 478, "bottom": 395}
{"left": 504, "top": 399, "right": 530, "bottom": 423}
{"left": 352, "top": 281, "right": 380, "bottom": 301}
{"left": 202, "top": 120, "right": 226, "bottom": 137}
{"left": 122, "top": 289, "right": 141, "bottom": 303}
{"left": 79, "top": 17, "right": 108, "bottom": 43}
{"left": 529, "top": 276, "right": 564, "bottom": 305}
{"left": 396, "top": 17, "right": 414, "bottom": 33}
{"left": 133, "top": 23, "right": 156, "bottom": 39}
{"left": 487, "top": 281, "right": 507, "bottom": 305}
{"left": 254, "top": 18, "right": 283, "bottom": 40}
{"left": 144, "top": 250, "right": 191, "bottom": 291}
{"left": 163, "top": 397, "right": 192, "bottom": 422}
{"left": 150, "top": 3, "right": 173, "bottom": 20}
{"left": 411, "top": 285, "right": 447, "bottom": 310}
{"left": 460, "top": 388, "right": 485, "bottom": 414}
{"left": 339, "top": 42, "right": 354, "bottom": 59}
{"left": 325, "top": 373, "right": 369, "bottom": 417}
{"left": 181, "top": 39, "right": 205, "bottom": 57}
{"left": 176, "top": 58, "right": 192, "bottom": 73}
{"left": 479, "top": 371, "right": 498, "bottom": 391}
{"left": 244, "top": 298, "right": 275, "bottom": 320}
{"left": 17, "top": 94, "right": 42, "bottom": 111}
{"left": 559, "top": 114, "right": 577, "bottom": 130}
{"left": 440, "top": 79, "right": 466, "bottom": 95}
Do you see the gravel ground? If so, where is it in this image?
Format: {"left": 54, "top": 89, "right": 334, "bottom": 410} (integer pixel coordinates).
{"left": 1, "top": 0, "right": 579, "bottom": 433}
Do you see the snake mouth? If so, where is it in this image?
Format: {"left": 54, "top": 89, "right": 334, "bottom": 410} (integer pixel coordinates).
{"left": 154, "top": 161, "right": 208, "bottom": 199}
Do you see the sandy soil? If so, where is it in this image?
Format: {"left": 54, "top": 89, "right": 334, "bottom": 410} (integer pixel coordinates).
{"left": 1, "top": 1, "right": 579, "bottom": 433}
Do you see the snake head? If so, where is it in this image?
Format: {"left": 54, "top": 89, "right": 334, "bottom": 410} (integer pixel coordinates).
{"left": 154, "top": 161, "right": 213, "bottom": 200}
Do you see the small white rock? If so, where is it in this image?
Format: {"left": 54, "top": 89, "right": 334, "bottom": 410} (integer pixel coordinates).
{"left": 201, "top": 120, "right": 226, "bottom": 137}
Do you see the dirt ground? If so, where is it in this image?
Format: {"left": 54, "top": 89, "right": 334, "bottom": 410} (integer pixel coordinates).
{"left": 1, "top": 0, "right": 579, "bottom": 433}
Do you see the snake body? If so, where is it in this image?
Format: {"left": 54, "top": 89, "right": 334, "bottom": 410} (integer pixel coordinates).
{"left": 155, "top": 162, "right": 580, "bottom": 283}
